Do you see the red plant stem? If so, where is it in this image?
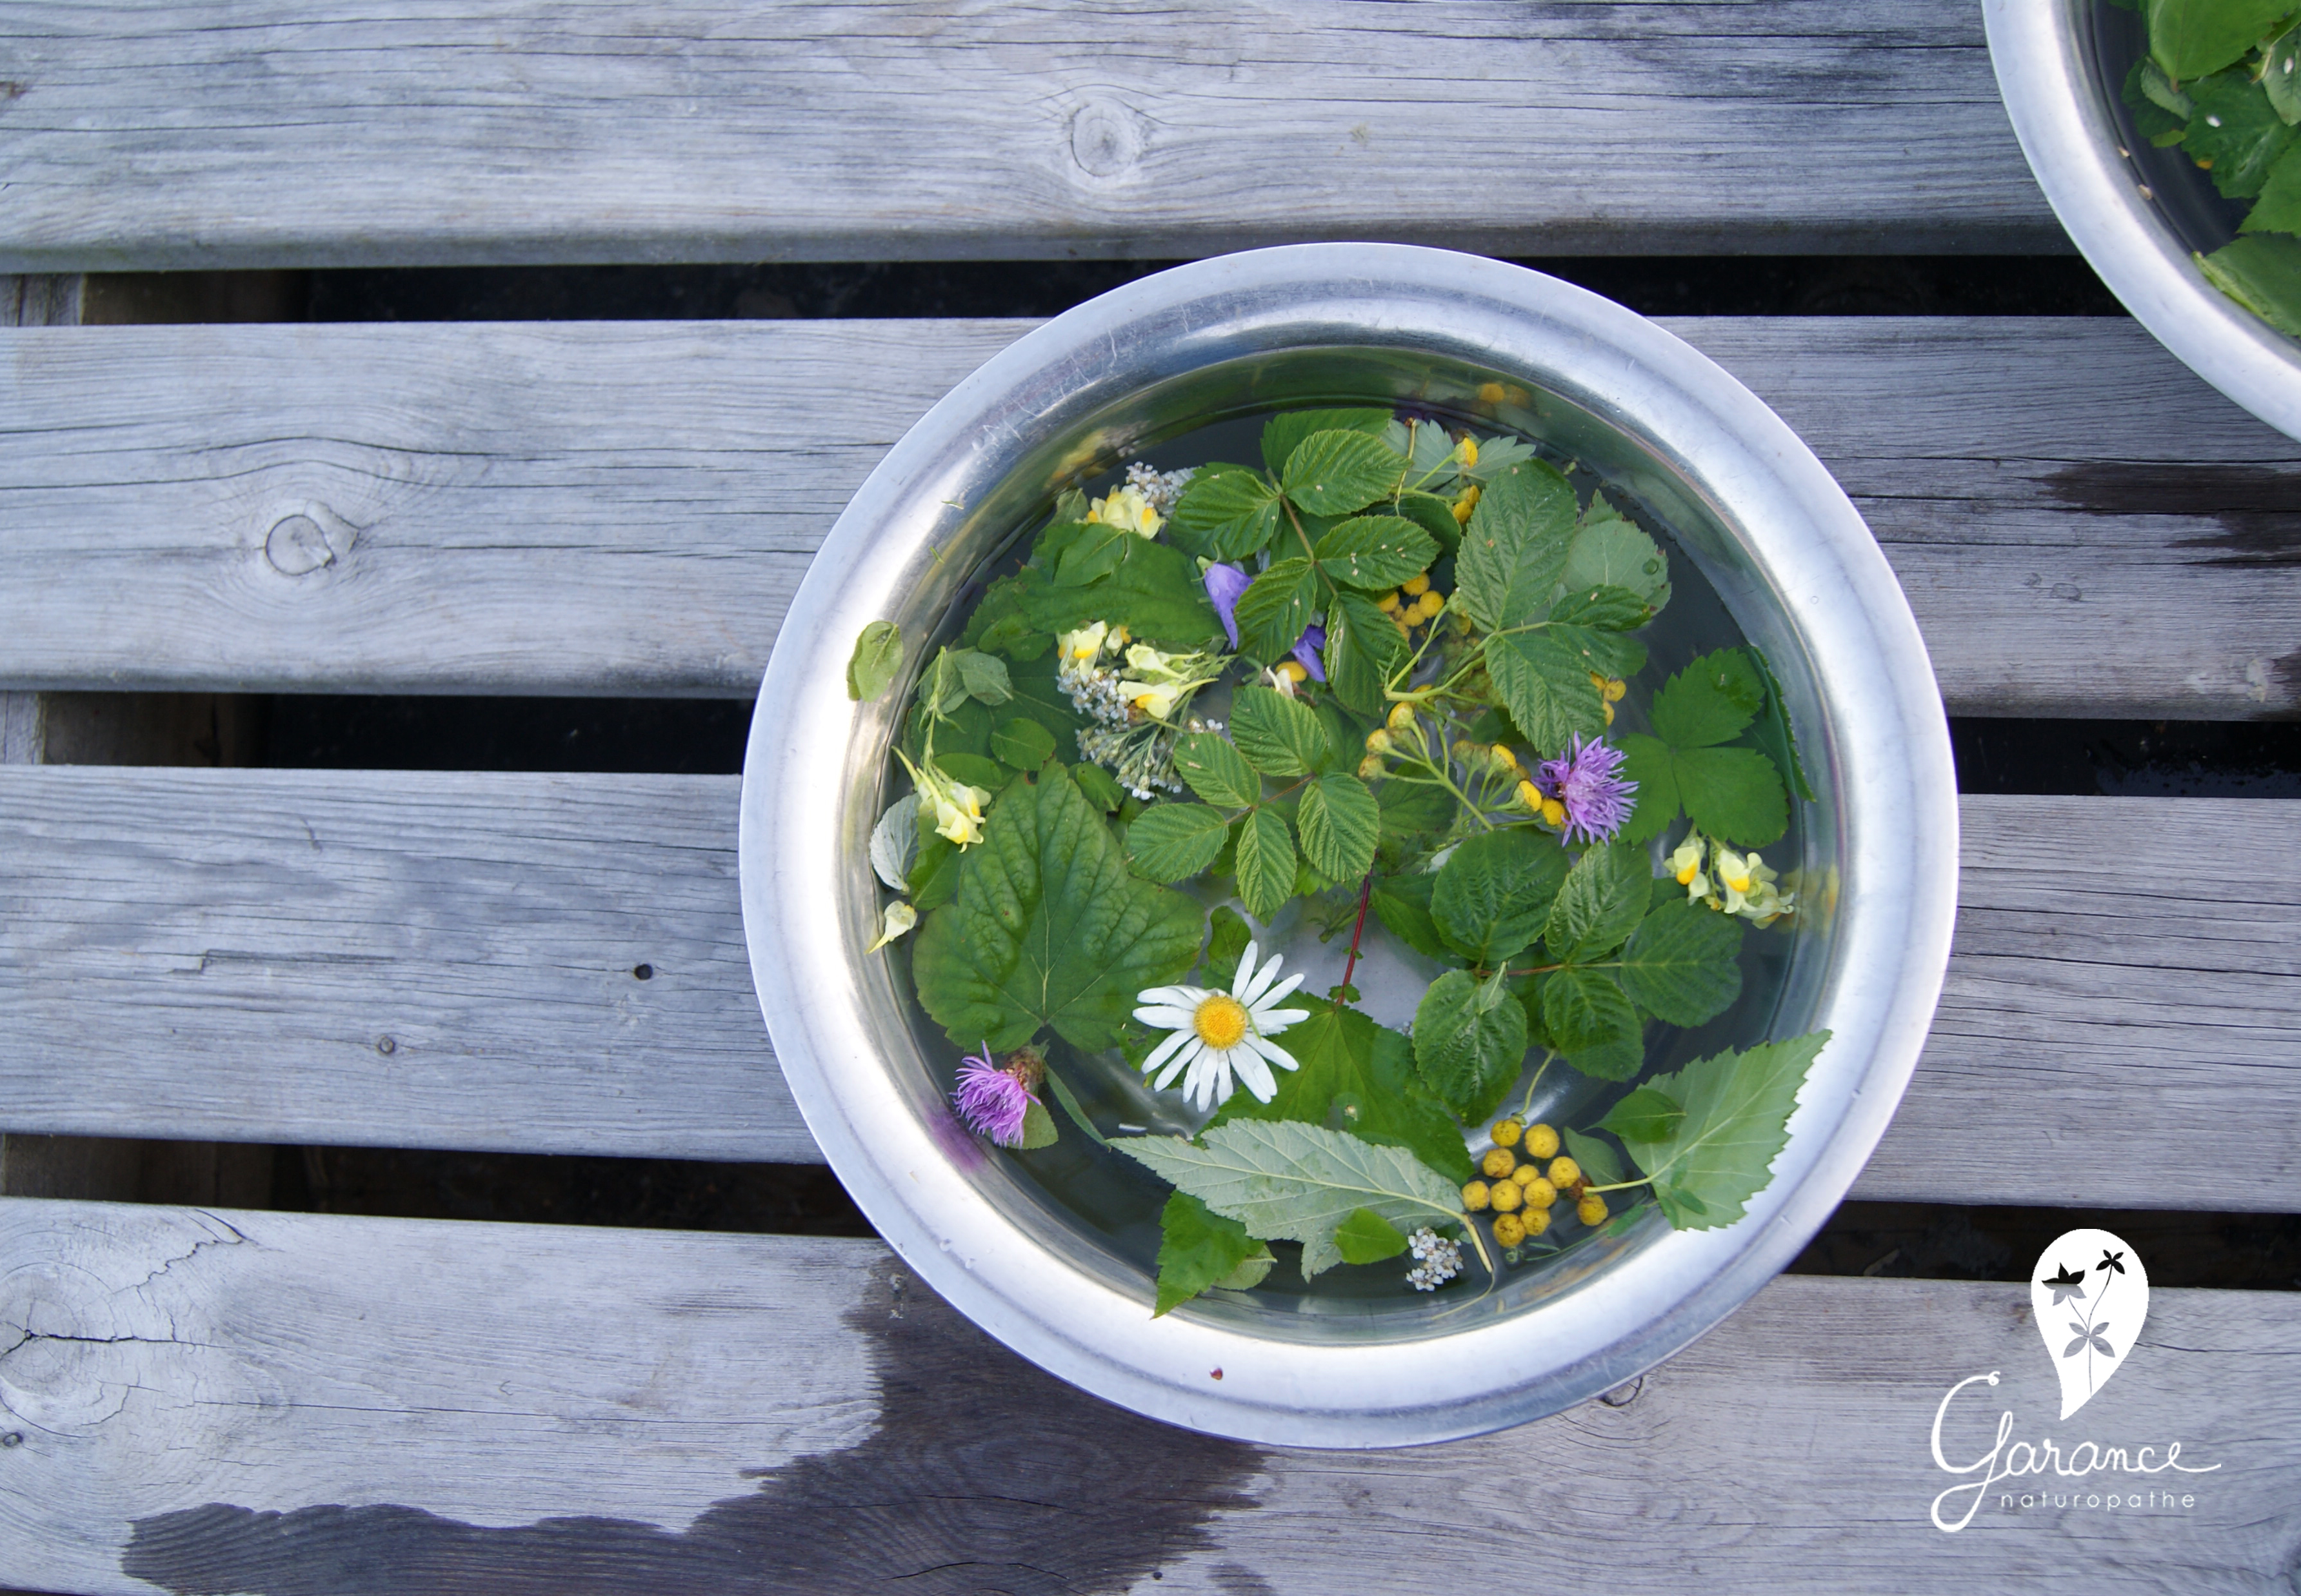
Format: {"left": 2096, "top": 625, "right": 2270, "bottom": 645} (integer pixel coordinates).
{"left": 1340, "top": 870, "right": 1377, "bottom": 992}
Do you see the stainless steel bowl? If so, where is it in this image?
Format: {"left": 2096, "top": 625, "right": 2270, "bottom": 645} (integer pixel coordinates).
{"left": 1988, "top": 0, "right": 2301, "bottom": 439}
{"left": 740, "top": 244, "right": 1957, "bottom": 1446}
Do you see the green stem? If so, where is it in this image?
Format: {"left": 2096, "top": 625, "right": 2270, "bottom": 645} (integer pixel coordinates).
{"left": 1517, "top": 1052, "right": 1557, "bottom": 1119}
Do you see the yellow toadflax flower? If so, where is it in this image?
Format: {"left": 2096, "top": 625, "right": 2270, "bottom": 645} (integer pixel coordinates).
{"left": 1057, "top": 621, "right": 1111, "bottom": 664}
{"left": 1669, "top": 833, "right": 1709, "bottom": 899}
{"left": 894, "top": 748, "right": 990, "bottom": 848}
{"left": 1087, "top": 484, "right": 1163, "bottom": 539}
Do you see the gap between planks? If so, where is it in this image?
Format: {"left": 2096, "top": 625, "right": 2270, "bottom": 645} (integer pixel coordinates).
{"left": 0, "top": 767, "right": 2293, "bottom": 1212}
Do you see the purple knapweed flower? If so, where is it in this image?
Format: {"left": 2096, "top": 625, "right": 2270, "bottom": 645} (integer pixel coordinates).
{"left": 1202, "top": 563, "right": 1251, "bottom": 650}
{"left": 1536, "top": 734, "right": 1638, "bottom": 846}
{"left": 1289, "top": 623, "right": 1328, "bottom": 683}
{"left": 952, "top": 1043, "right": 1035, "bottom": 1147}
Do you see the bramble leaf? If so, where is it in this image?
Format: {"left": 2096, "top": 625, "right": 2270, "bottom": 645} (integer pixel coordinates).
{"left": 1485, "top": 630, "right": 1608, "bottom": 755}
{"left": 1297, "top": 774, "right": 1380, "bottom": 883}
{"left": 966, "top": 539, "right": 1220, "bottom": 657}
{"left": 1454, "top": 461, "right": 1577, "bottom": 631}
{"left": 1153, "top": 1192, "right": 1271, "bottom": 1315}
{"left": 846, "top": 621, "right": 902, "bottom": 701}
{"left": 1414, "top": 970, "right": 1530, "bottom": 1122}
{"left": 1431, "top": 828, "right": 1570, "bottom": 966}
{"left": 912, "top": 769, "right": 1204, "bottom": 1052}
{"left": 1166, "top": 463, "right": 1284, "bottom": 561}
{"left": 1125, "top": 803, "right": 1233, "bottom": 883}
{"left": 1233, "top": 557, "right": 1320, "bottom": 661}
{"left": 2150, "top": 0, "right": 2292, "bottom": 82}
{"left": 1234, "top": 807, "right": 1297, "bottom": 923}
{"left": 1547, "top": 584, "right": 1653, "bottom": 632}
{"left": 1322, "top": 589, "right": 1407, "bottom": 717}
{"left": 1172, "top": 731, "right": 1262, "bottom": 808}
{"left": 1617, "top": 899, "right": 1745, "bottom": 1026}
{"left": 1230, "top": 684, "right": 1330, "bottom": 777}
{"left": 1280, "top": 430, "right": 1406, "bottom": 516}
{"left": 1561, "top": 516, "right": 1669, "bottom": 609}
{"left": 1117, "top": 1119, "right": 1464, "bottom": 1279}
{"left": 1603, "top": 1032, "right": 1831, "bottom": 1230}
{"left": 2186, "top": 68, "right": 2296, "bottom": 197}
{"left": 1370, "top": 871, "right": 1450, "bottom": 961}
{"left": 1315, "top": 515, "right": 1440, "bottom": 591}
{"left": 1544, "top": 842, "right": 1651, "bottom": 961}
{"left": 2198, "top": 234, "right": 2301, "bottom": 335}
{"left": 1262, "top": 408, "right": 1394, "bottom": 477}
{"left": 1540, "top": 968, "right": 1644, "bottom": 1081}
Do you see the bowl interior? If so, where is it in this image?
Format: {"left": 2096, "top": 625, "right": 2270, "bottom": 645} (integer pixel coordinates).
{"left": 848, "top": 343, "right": 1844, "bottom": 1345}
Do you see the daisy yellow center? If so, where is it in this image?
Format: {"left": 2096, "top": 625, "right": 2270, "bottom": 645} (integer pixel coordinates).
{"left": 1193, "top": 993, "right": 1251, "bottom": 1051}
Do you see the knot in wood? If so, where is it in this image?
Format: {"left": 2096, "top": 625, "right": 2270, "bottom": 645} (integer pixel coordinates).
{"left": 1069, "top": 97, "right": 1144, "bottom": 179}
{"left": 1599, "top": 1374, "right": 1644, "bottom": 1408}
{"left": 264, "top": 513, "right": 352, "bottom": 577}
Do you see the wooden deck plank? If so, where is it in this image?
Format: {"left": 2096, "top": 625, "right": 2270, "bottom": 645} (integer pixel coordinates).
{"left": 0, "top": 1200, "right": 2291, "bottom": 1593}
{"left": 0, "top": 767, "right": 2292, "bottom": 1210}
{"left": 3, "top": 315, "right": 2294, "bottom": 717}
{"left": 0, "top": 1, "right": 2057, "bottom": 273}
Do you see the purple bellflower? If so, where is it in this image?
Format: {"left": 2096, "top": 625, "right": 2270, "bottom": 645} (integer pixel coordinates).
{"left": 1202, "top": 563, "right": 1251, "bottom": 650}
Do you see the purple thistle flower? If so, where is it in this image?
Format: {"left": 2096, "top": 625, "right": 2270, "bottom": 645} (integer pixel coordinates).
{"left": 952, "top": 1043, "right": 1036, "bottom": 1147}
{"left": 1290, "top": 623, "right": 1328, "bottom": 683}
{"left": 1536, "top": 734, "right": 1637, "bottom": 846}
{"left": 1203, "top": 563, "right": 1250, "bottom": 650}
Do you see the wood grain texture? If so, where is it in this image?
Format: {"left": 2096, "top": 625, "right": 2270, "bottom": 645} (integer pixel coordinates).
{"left": 0, "top": 1, "right": 2059, "bottom": 272}
{"left": 0, "top": 1201, "right": 2292, "bottom": 1594}
{"left": 3, "top": 315, "right": 2293, "bottom": 715}
{"left": 0, "top": 767, "right": 2293, "bottom": 1210}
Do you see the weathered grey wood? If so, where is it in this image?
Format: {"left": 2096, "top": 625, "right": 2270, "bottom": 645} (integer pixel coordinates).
{"left": 0, "top": 1, "right": 2058, "bottom": 273}
{"left": 0, "top": 767, "right": 2291, "bottom": 1209}
{"left": 2, "top": 315, "right": 2291, "bottom": 717}
{"left": 0, "top": 1200, "right": 2290, "bottom": 1593}
{"left": 1, "top": 275, "right": 79, "bottom": 328}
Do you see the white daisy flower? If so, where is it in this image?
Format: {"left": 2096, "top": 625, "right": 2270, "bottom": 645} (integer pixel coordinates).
{"left": 1133, "top": 941, "right": 1310, "bottom": 1112}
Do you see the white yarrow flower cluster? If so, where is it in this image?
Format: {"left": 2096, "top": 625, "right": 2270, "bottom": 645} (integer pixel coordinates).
{"left": 1405, "top": 1228, "right": 1461, "bottom": 1292}
{"left": 1134, "top": 941, "right": 1308, "bottom": 1112}
{"left": 1124, "top": 461, "right": 1197, "bottom": 516}
{"left": 1057, "top": 622, "right": 1225, "bottom": 801}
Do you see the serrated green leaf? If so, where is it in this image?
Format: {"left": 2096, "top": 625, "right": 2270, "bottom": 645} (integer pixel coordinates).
{"left": 990, "top": 717, "right": 1056, "bottom": 770}
{"left": 1548, "top": 584, "right": 1653, "bottom": 631}
{"left": 1230, "top": 684, "right": 1330, "bottom": 777}
{"left": 1297, "top": 774, "right": 1380, "bottom": 882}
{"left": 2192, "top": 68, "right": 2300, "bottom": 199}
{"left": 1615, "top": 733, "right": 1677, "bottom": 846}
{"left": 2246, "top": 142, "right": 2301, "bottom": 232}
{"left": 1117, "top": 1119, "right": 1464, "bottom": 1278}
{"left": 1608, "top": 1032, "right": 1831, "bottom": 1230}
{"left": 2124, "top": 57, "right": 2192, "bottom": 143}
{"left": 1153, "top": 1192, "right": 1270, "bottom": 1315}
{"left": 1233, "top": 557, "right": 1319, "bottom": 661}
{"left": 1053, "top": 521, "right": 1137, "bottom": 588}
{"left": 1617, "top": 899, "right": 1746, "bottom": 1026}
{"left": 1541, "top": 968, "right": 1644, "bottom": 1080}
{"left": 1561, "top": 1126, "right": 1626, "bottom": 1188}
{"left": 1580, "top": 489, "right": 1629, "bottom": 528}
{"left": 2267, "top": 19, "right": 2301, "bottom": 124}
{"left": 846, "top": 621, "right": 902, "bottom": 701}
{"left": 1323, "top": 589, "right": 1408, "bottom": 717}
{"left": 1370, "top": 871, "right": 1450, "bottom": 961}
{"left": 1413, "top": 970, "right": 1529, "bottom": 1122}
{"left": 1334, "top": 1207, "right": 1411, "bottom": 1265}
{"left": 1166, "top": 462, "right": 1285, "bottom": 561}
{"left": 2150, "top": 0, "right": 2293, "bottom": 81}
{"left": 1548, "top": 621, "right": 1648, "bottom": 682}
{"left": 1204, "top": 904, "right": 1255, "bottom": 988}
{"left": 1485, "top": 631, "right": 1608, "bottom": 755}
{"left": 1544, "top": 842, "right": 1650, "bottom": 961}
{"left": 1650, "top": 649, "right": 1765, "bottom": 748}
{"left": 1234, "top": 806, "right": 1297, "bottom": 922}
{"left": 1315, "top": 515, "right": 1439, "bottom": 591}
{"left": 933, "top": 750, "right": 1005, "bottom": 792}
{"left": 1071, "top": 761, "right": 1125, "bottom": 812}
{"left": 1454, "top": 461, "right": 1577, "bottom": 631}
{"left": 1560, "top": 517, "right": 1669, "bottom": 608}
{"left": 2198, "top": 234, "right": 2301, "bottom": 335}
{"left": 966, "top": 539, "right": 1221, "bottom": 657}
{"left": 1396, "top": 489, "right": 1462, "bottom": 556}
{"left": 1017, "top": 1100, "right": 1060, "bottom": 1150}
{"left": 1376, "top": 777, "right": 1453, "bottom": 868}
{"left": 913, "top": 769, "right": 1204, "bottom": 1052}
{"left": 1430, "top": 828, "right": 1570, "bottom": 966}
{"left": 1745, "top": 646, "right": 1815, "bottom": 803}
{"left": 1125, "top": 803, "right": 1233, "bottom": 882}
{"left": 1674, "top": 745, "right": 1789, "bottom": 847}
{"left": 1213, "top": 995, "right": 1471, "bottom": 1184}
{"left": 1262, "top": 408, "right": 1395, "bottom": 477}
{"left": 1171, "top": 731, "right": 1262, "bottom": 808}
{"left": 1280, "top": 429, "right": 1406, "bottom": 515}
{"left": 1462, "top": 431, "right": 1539, "bottom": 481}
{"left": 1600, "top": 1086, "right": 1684, "bottom": 1144}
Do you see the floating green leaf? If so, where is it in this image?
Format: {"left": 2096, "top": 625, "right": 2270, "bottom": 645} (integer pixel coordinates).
{"left": 1233, "top": 557, "right": 1320, "bottom": 661}
{"left": 1649, "top": 649, "right": 1764, "bottom": 748}
{"left": 1017, "top": 1100, "right": 1060, "bottom": 1150}
{"left": 1600, "top": 1032, "right": 1831, "bottom": 1230}
{"left": 1233, "top": 807, "right": 1298, "bottom": 923}
{"left": 1053, "top": 521, "right": 1136, "bottom": 588}
{"left": 1117, "top": 1119, "right": 1464, "bottom": 1278}
{"left": 1322, "top": 590, "right": 1407, "bottom": 718}
{"left": 1396, "top": 489, "right": 1462, "bottom": 555}
{"left": 1297, "top": 773, "right": 1380, "bottom": 883}
{"left": 1431, "top": 828, "right": 1569, "bottom": 966}
{"left": 2246, "top": 144, "right": 2301, "bottom": 233}
{"left": 1453, "top": 461, "right": 1578, "bottom": 632}
{"left": 1153, "top": 1192, "right": 1271, "bottom": 1315}
{"left": 1413, "top": 970, "right": 1529, "bottom": 1122}
{"left": 1370, "top": 871, "right": 1450, "bottom": 961}
{"left": 2198, "top": 234, "right": 2301, "bottom": 335}
{"left": 1561, "top": 1126, "right": 1626, "bottom": 1188}
{"left": 1617, "top": 899, "right": 1745, "bottom": 1027}
{"left": 1071, "top": 761, "right": 1125, "bottom": 812}
{"left": 2187, "top": 68, "right": 2296, "bottom": 197}
{"left": 1280, "top": 430, "right": 1406, "bottom": 516}
{"left": 846, "top": 621, "right": 902, "bottom": 701}
{"left": 1601, "top": 1086, "right": 1684, "bottom": 1143}
{"left": 1484, "top": 630, "right": 1608, "bottom": 757}
{"left": 1617, "top": 651, "right": 1788, "bottom": 848}
{"left": 1215, "top": 996, "right": 1471, "bottom": 1184}
{"left": 1548, "top": 584, "right": 1655, "bottom": 632}
{"left": 1544, "top": 842, "right": 1651, "bottom": 961}
{"left": 1560, "top": 517, "right": 1669, "bottom": 608}
{"left": 1262, "top": 408, "right": 1395, "bottom": 477}
{"left": 1126, "top": 803, "right": 1233, "bottom": 883}
{"left": 1315, "top": 515, "right": 1440, "bottom": 591}
{"left": 1171, "top": 731, "right": 1262, "bottom": 808}
{"left": 990, "top": 717, "right": 1057, "bottom": 770}
{"left": 1540, "top": 968, "right": 1644, "bottom": 1081}
{"left": 1043, "top": 1061, "right": 1111, "bottom": 1147}
{"left": 913, "top": 769, "right": 1203, "bottom": 1052}
{"left": 1334, "top": 1207, "right": 1411, "bottom": 1265}
{"left": 1166, "top": 463, "right": 1285, "bottom": 561}
{"left": 966, "top": 540, "right": 1220, "bottom": 658}
{"left": 2149, "top": 0, "right": 2292, "bottom": 81}
{"left": 1744, "top": 646, "right": 1815, "bottom": 803}
{"left": 1230, "top": 684, "right": 1330, "bottom": 777}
